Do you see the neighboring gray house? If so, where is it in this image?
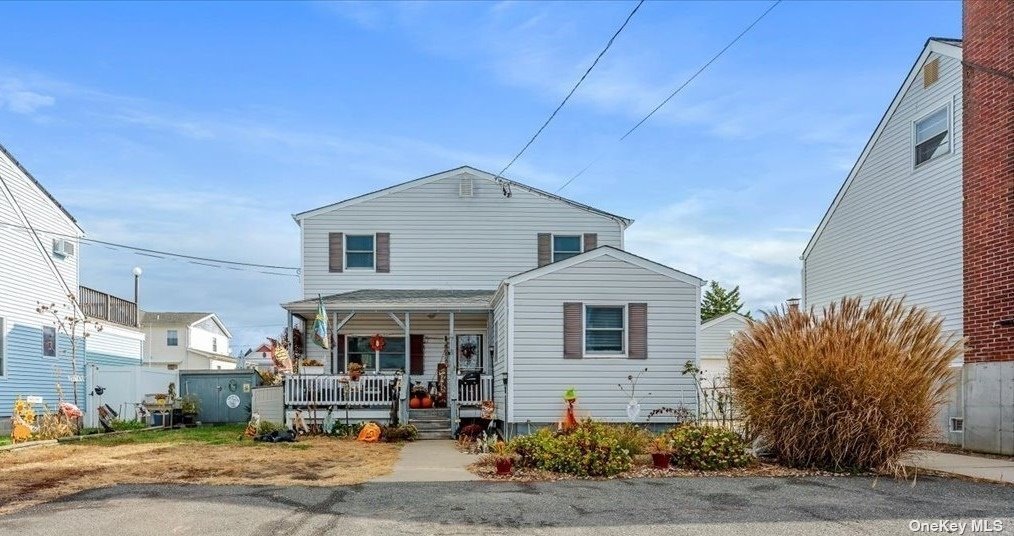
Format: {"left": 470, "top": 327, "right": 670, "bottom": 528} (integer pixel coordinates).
{"left": 698, "top": 312, "right": 751, "bottom": 380}
{"left": 281, "top": 166, "right": 701, "bottom": 438}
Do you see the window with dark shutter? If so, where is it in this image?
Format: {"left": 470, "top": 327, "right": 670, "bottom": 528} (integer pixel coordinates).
{"left": 628, "top": 303, "right": 647, "bottom": 359}
{"left": 538, "top": 234, "right": 552, "bottom": 267}
{"left": 328, "top": 232, "right": 344, "bottom": 273}
{"left": 563, "top": 302, "right": 583, "bottom": 358}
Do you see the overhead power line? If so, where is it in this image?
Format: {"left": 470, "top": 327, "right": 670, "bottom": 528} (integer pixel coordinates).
{"left": 557, "top": 0, "right": 782, "bottom": 192}
{"left": 0, "top": 219, "right": 300, "bottom": 277}
{"left": 493, "top": 0, "right": 646, "bottom": 191}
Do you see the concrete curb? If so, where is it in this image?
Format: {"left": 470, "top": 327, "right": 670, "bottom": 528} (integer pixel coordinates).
{"left": 0, "top": 439, "right": 59, "bottom": 452}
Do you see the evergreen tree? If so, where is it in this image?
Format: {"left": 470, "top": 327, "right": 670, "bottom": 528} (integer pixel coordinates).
{"left": 700, "top": 281, "right": 750, "bottom": 322}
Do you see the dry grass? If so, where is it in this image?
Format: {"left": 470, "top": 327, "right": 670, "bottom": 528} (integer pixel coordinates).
{"left": 729, "top": 296, "right": 961, "bottom": 475}
{"left": 0, "top": 426, "right": 401, "bottom": 515}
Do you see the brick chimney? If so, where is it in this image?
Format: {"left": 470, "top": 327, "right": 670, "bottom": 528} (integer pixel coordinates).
{"left": 963, "top": 0, "right": 1014, "bottom": 363}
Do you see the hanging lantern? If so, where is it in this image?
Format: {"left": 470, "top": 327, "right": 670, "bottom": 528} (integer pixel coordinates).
{"left": 369, "top": 334, "right": 386, "bottom": 352}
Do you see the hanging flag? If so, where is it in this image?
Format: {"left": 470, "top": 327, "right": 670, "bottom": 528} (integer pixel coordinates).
{"left": 312, "top": 296, "right": 331, "bottom": 350}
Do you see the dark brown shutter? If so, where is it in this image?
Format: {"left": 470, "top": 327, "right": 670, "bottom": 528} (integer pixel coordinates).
{"left": 410, "top": 334, "right": 425, "bottom": 375}
{"left": 328, "top": 232, "right": 343, "bottom": 273}
{"left": 376, "top": 232, "right": 390, "bottom": 273}
{"left": 628, "top": 303, "right": 647, "bottom": 359}
{"left": 583, "top": 233, "right": 598, "bottom": 251}
{"left": 334, "top": 334, "right": 346, "bottom": 372}
{"left": 563, "top": 302, "right": 583, "bottom": 359}
{"left": 538, "top": 233, "right": 551, "bottom": 266}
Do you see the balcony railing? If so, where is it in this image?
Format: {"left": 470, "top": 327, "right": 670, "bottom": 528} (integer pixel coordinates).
{"left": 284, "top": 374, "right": 396, "bottom": 407}
{"left": 79, "top": 286, "right": 137, "bottom": 327}
{"left": 458, "top": 374, "right": 493, "bottom": 406}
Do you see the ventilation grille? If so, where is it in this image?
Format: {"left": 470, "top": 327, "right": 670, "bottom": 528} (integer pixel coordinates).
{"left": 923, "top": 58, "right": 940, "bottom": 88}
{"left": 459, "top": 177, "right": 474, "bottom": 198}
{"left": 950, "top": 417, "right": 964, "bottom": 433}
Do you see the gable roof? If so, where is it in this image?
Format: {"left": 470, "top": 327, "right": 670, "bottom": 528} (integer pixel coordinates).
{"left": 801, "top": 38, "right": 962, "bottom": 260}
{"left": 701, "top": 311, "right": 752, "bottom": 330}
{"left": 140, "top": 311, "right": 233, "bottom": 338}
{"left": 504, "top": 245, "right": 703, "bottom": 287}
{"left": 0, "top": 141, "right": 83, "bottom": 234}
{"left": 292, "top": 166, "right": 634, "bottom": 228}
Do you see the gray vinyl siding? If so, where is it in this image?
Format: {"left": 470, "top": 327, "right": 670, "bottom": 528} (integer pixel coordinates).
{"left": 509, "top": 256, "right": 699, "bottom": 424}
{"left": 0, "top": 148, "right": 84, "bottom": 416}
{"left": 492, "top": 289, "right": 508, "bottom": 421}
{"left": 300, "top": 172, "right": 624, "bottom": 297}
{"left": 804, "top": 52, "right": 964, "bottom": 343}
{"left": 699, "top": 315, "right": 749, "bottom": 360}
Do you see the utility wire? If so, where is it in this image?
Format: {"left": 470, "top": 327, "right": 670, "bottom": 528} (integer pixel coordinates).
{"left": 0, "top": 219, "right": 300, "bottom": 277}
{"left": 493, "top": 0, "right": 646, "bottom": 188}
{"left": 557, "top": 0, "right": 782, "bottom": 192}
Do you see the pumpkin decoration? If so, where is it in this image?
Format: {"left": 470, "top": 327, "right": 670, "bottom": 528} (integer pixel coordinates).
{"left": 369, "top": 334, "right": 386, "bottom": 352}
{"left": 421, "top": 395, "right": 433, "bottom": 408}
{"left": 357, "top": 422, "right": 382, "bottom": 443}
{"left": 409, "top": 397, "right": 421, "bottom": 409}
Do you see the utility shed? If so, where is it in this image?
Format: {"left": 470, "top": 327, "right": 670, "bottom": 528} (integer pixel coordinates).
{"left": 497, "top": 247, "right": 701, "bottom": 434}
{"left": 179, "top": 370, "right": 261, "bottom": 424}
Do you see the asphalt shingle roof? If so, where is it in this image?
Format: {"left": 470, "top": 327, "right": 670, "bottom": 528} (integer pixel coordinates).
{"left": 139, "top": 311, "right": 212, "bottom": 326}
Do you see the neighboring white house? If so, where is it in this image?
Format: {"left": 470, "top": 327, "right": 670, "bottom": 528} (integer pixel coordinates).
{"left": 801, "top": 38, "right": 967, "bottom": 445}
{"left": 0, "top": 142, "right": 145, "bottom": 424}
{"left": 241, "top": 343, "right": 275, "bottom": 369}
{"left": 698, "top": 312, "right": 751, "bottom": 380}
{"left": 141, "top": 312, "right": 236, "bottom": 370}
{"left": 281, "top": 166, "right": 701, "bottom": 438}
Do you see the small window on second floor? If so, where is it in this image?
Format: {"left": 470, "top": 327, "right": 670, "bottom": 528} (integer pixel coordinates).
{"left": 553, "top": 235, "right": 582, "bottom": 263}
{"left": 345, "top": 235, "right": 375, "bottom": 269}
{"left": 167, "top": 329, "right": 178, "bottom": 347}
{"left": 914, "top": 106, "right": 949, "bottom": 167}
{"left": 213, "top": 337, "right": 218, "bottom": 353}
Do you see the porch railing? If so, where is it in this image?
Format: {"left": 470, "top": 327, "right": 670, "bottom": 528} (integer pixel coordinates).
{"left": 79, "top": 286, "right": 138, "bottom": 327}
{"left": 458, "top": 374, "right": 493, "bottom": 406}
{"left": 284, "top": 374, "right": 395, "bottom": 407}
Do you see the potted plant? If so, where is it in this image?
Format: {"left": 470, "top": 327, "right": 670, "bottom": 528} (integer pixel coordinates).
{"left": 347, "top": 362, "right": 364, "bottom": 381}
{"left": 650, "top": 436, "right": 672, "bottom": 470}
{"left": 301, "top": 359, "right": 325, "bottom": 375}
{"left": 491, "top": 440, "right": 514, "bottom": 475}
{"left": 180, "top": 394, "right": 200, "bottom": 426}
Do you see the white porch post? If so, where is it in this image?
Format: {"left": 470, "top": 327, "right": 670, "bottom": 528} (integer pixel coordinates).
{"left": 448, "top": 311, "right": 458, "bottom": 430}
{"left": 331, "top": 312, "right": 338, "bottom": 374}
{"left": 287, "top": 312, "right": 294, "bottom": 361}
{"left": 403, "top": 312, "right": 410, "bottom": 425}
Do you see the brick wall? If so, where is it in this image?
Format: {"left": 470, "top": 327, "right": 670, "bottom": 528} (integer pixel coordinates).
{"left": 963, "top": 0, "right": 1014, "bottom": 363}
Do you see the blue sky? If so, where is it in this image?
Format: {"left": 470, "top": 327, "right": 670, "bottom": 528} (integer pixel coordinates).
{"left": 0, "top": 1, "right": 960, "bottom": 353}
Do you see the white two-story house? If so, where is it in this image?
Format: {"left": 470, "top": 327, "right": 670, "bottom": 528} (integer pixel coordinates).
{"left": 141, "top": 312, "right": 236, "bottom": 370}
{"left": 281, "top": 166, "right": 702, "bottom": 438}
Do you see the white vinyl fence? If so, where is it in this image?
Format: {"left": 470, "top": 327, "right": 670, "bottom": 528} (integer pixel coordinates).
{"left": 86, "top": 365, "right": 178, "bottom": 427}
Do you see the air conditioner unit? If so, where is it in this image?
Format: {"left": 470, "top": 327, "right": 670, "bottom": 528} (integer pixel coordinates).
{"left": 52, "top": 238, "right": 75, "bottom": 258}
{"left": 459, "top": 177, "right": 474, "bottom": 198}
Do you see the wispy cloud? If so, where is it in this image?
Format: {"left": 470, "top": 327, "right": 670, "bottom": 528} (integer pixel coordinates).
{"left": 0, "top": 80, "right": 55, "bottom": 115}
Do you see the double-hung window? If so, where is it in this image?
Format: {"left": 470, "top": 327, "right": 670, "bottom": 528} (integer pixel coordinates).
{"left": 553, "top": 235, "right": 582, "bottom": 262}
{"left": 167, "top": 329, "right": 179, "bottom": 347}
{"left": 347, "top": 336, "right": 405, "bottom": 372}
{"left": 345, "top": 235, "right": 375, "bottom": 269}
{"left": 914, "top": 106, "right": 950, "bottom": 166}
{"left": 585, "top": 305, "right": 625, "bottom": 354}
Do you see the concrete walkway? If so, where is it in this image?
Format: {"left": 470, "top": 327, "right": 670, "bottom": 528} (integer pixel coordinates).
{"left": 374, "top": 440, "right": 480, "bottom": 482}
{"left": 904, "top": 449, "right": 1014, "bottom": 484}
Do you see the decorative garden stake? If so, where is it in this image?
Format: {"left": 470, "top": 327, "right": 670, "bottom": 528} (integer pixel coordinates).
{"left": 618, "top": 367, "right": 648, "bottom": 423}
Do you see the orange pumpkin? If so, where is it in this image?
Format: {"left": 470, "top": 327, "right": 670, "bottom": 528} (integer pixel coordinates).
{"left": 409, "top": 397, "right": 421, "bottom": 409}
{"left": 421, "top": 396, "right": 433, "bottom": 408}
{"left": 357, "top": 422, "right": 381, "bottom": 442}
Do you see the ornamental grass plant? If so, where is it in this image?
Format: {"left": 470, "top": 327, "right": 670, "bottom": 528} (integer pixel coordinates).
{"left": 728, "top": 296, "right": 961, "bottom": 474}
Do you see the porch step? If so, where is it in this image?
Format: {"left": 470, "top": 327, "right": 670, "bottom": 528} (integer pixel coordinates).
{"left": 409, "top": 408, "right": 450, "bottom": 417}
{"left": 408, "top": 408, "right": 452, "bottom": 439}
{"left": 416, "top": 429, "right": 453, "bottom": 440}
{"left": 412, "top": 419, "right": 451, "bottom": 432}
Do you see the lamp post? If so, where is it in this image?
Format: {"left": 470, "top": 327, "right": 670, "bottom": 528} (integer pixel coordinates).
{"left": 133, "top": 266, "right": 143, "bottom": 327}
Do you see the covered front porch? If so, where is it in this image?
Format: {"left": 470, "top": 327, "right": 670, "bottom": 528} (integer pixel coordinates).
{"left": 281, "top": 289, "right": 496, "bottom": 436}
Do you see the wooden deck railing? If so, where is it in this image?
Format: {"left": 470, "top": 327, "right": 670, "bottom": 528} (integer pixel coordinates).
{"left": 284, "top": 374, "right": 396, "bottom": 407}
{"left": 79, "top": 286, "right": 137, "bottom": 327}
{"left": 458, "top": 374, "right": 493, "bottom": 406}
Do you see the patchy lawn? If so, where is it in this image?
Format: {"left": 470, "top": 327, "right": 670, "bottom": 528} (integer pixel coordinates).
{"left": 0, "top": 425, "right": 402, "bottom": 515}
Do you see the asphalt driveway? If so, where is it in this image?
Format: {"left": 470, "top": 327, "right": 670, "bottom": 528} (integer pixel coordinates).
{"left": 1, "top": 476, "right": 1012, "bottom": 535}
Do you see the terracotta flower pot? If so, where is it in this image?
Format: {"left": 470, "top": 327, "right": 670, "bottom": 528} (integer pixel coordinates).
{"left": 651, "top": 452, "right": 671, "bottom": 470}
{"left": 495, "top": 458, "right": 513, "bottom": 475}
{"left": 349, "top": 371, "right": 362, "bottom": 381}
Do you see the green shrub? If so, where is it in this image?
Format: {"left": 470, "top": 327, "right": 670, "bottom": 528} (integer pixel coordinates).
{"left": 381, "top": 424, "right": 418, "bottom": 442}
{"left": 667, "top": 425, "right": 752, "bottom": 470}
{"left": 109, "top": 419, "right": 148, "bottom": 431}
{"left": 257, "top": 420, "right": 286, "bottom": 435}
{"left": 729, "top": 296, "right": 961, "bottom": 473}
{"left": 509, "top": 420, "right": 633, "bottom": 477}
{"left": 611, "top": 423, "right": 653, "bottom": 456}
{"left": 330, "top": 421, "right": 366, "bottom": 438}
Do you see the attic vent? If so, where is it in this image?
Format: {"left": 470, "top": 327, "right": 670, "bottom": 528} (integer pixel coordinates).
{"left": 923, "top": 58, "right": 940, "bottom": 88}
{"left": 459, "top": 177, "right": 474, "bottom": 198}
{"left": 52, "top": 238, "right": 75, "bottom": 258}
